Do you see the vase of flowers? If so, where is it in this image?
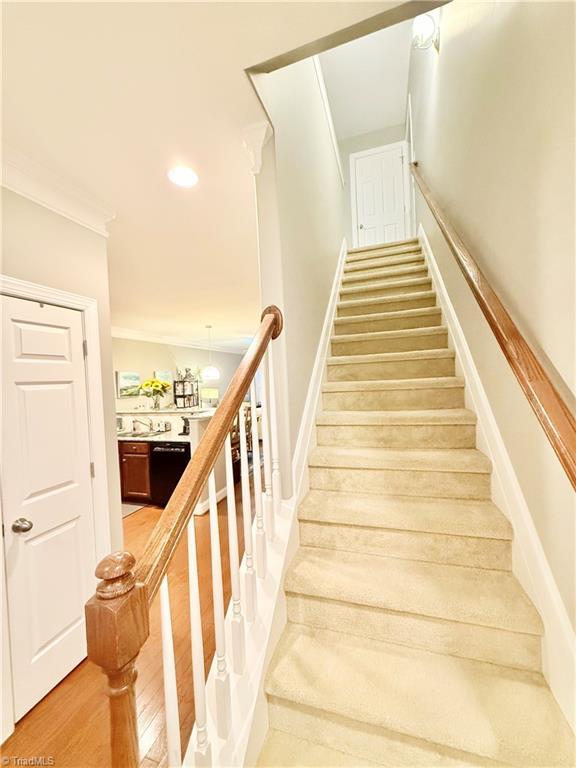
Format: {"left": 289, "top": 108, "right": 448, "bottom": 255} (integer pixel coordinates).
{"left": 140, "top": 378, "right": 171, "bottom": 410}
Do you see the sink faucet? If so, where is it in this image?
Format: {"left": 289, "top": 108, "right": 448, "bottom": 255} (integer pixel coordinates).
{"left": 133, "top": 417, "right": 153, "bottom": 432}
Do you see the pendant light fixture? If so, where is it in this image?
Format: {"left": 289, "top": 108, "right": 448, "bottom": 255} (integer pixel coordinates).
{"left": 201, "top": 324, "right": 220, "bottom": 381}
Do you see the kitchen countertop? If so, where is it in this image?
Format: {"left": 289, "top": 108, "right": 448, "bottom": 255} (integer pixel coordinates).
{"left": 117, "top": 432, "right": 194, "bottom": 443}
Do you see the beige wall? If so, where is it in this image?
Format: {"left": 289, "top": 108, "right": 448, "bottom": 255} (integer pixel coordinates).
{"left": 1, "top": 188, "right": 123, "bottom": 550}
{"left": 339, "top": 124, "right": 406, "bottom": 244}
{"left": 112, "top": 337, "right": 242, "bottom": 411}
{"left": 255, "top": 57, "right": 346, "bottom": 451}
{"left": 408, "top": 1, "right": 575, "bottom": 623}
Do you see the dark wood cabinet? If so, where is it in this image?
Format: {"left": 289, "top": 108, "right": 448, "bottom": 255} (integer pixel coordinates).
{"left": 119, "top": 441, "right": 151, "bottom": 502}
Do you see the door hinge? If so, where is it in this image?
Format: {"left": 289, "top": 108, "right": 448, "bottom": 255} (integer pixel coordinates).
{"left": 83, "top": 339, "right": 88, "bottom": 357}
{"left": 90, "top": 462, "right": 95, "bottom": 478}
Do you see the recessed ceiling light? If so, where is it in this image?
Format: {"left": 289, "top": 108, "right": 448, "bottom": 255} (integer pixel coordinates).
{"left": 168, "top": 166, "right": 199, "bottom": 188}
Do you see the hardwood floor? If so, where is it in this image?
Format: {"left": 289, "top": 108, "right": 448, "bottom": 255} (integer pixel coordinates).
{"left": 1, "top": 479, "right": 252, "bottom": 767}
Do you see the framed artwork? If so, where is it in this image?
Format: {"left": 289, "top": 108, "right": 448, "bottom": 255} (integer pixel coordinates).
{"left": 154, "top": 369, "right": 173, "bottom": 385}
{"left": 116, "top": 371, "right": 141, "bottom": 397}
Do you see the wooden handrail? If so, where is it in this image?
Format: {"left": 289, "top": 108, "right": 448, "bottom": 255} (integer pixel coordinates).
{"left": 85, "top": 304, "right": 283, "bottom": 768}
{"left": 410, "top": 162, "right": 576, "bottom": 490}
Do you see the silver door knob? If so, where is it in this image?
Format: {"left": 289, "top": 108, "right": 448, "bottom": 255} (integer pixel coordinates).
{"left": 12, "top": 518, "right": 33, "bottom": 533}
{"left": 359, "top": 224, "right": 364, "bottom": 229}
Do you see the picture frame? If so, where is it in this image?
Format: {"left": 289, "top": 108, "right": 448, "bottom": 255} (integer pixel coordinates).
{"left": 116, "top": 371, "right": 141, "bottom": 397}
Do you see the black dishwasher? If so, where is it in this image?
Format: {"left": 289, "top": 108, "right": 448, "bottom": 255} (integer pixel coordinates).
{"left": 150, "top": 442, "right": 191, "bottom": 506}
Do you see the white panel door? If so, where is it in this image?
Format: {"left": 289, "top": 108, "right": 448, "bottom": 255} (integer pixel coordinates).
{"left": 1, "top": 296, "right": 96, "bottom": 719}
{"left": 353, "top": 144, "right": 406, "bottom": 247}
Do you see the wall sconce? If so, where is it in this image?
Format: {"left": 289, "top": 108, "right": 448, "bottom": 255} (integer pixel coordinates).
{"left": 412, "top": 12, "right": 440, "bottom": 51}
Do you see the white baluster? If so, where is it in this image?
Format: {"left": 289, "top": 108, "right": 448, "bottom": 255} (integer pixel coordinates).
{"left": 224, "top": 433, "right": 245, "bottom": 674}
{"left": 159, "top": 576, "right": 182, "bottom": 767}
{"left": 267, "top": 345, "right": 282, "bottom": 519}
{"left": 186, "top": 510, "right": 211, "bottom": 766}
{"left": 260, "top": 362, "right": 274, "bottom": 542}
{"left": 208, "top": 470, "right": 231, "bottom": 739}
{"left": 250, "top": 380, "right": 266, "bottom": 579}
{"left": 239, "top": 404, "right": 257, "bottom": 622}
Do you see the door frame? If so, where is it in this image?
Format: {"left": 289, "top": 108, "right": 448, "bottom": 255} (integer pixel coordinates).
{"left": 349, "top": 140, "right": 411, "bottom": 248}
{"left": 0, "top": 275, "right": 112, "bottom": 739}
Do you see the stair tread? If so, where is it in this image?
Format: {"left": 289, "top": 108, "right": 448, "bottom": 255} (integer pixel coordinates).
{"left": 344, "top": 253, "right": 426, "bottom": 273}
{"left": 332, "top": 326, "right": 448, "bottom": 343}
{"left": 323, "top": 376, "right": 465, "bottom": 392}
{"left": 348, "top": 238, "right": 419, "bottom": 254}
{"left": 338, "top": 290, "right": 436, "bottom": 311}
{"left": 266, "top": 625, "right": 573, "bottom": 766}
{"left": 258, "top": 730, "right": 381, "bottom": 767}
{"left": 328, "top": 349, "right": 455, "bottom": 365}
{"left": 334, "top": 307, "right": 441, "bottom": 325}
{"left": 317, "top": 408, "right": 476, "bottom": 426}
{"left": 309, "top": 446, "right": 491, "bottom": 474}
{"left": 286, "top": 547, "right": 538, "bottom": 633}
{"left": 299, "top": 489, "right": 512, "bottom": 540}
{"left": 342, "top": 264, "right": 427, "bottom": 282}
{"left": 340, "top": 276, "right": 431, "bottom": 296}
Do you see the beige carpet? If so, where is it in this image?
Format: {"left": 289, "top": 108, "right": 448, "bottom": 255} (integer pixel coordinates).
{"left": 256, "top": 239, "right": 575, "bottom": 767}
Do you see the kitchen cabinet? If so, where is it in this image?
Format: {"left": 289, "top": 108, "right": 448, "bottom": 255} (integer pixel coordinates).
{"left": 119, "top": 441, "right": 151, "bottom": 502}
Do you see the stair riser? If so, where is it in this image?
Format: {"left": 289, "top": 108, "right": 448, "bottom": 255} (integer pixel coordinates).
{"left": 267, "top": 698, "right": 504, "bottom": 768}
{"left": 327, "top": 356, "right": 455, "bottom": 382}
{"left": 341, "top": 280, "right": 432, "bottom": 302}
{"left": 331, "top": 330, "right": 448, "bottom": 356}
{"left": 316, "top": 423, "right": 476, "bottom": 449}
{"left": 286, "top": 597, "right": 540, "bottom": 672}
{"left": 337, "top": 294, "right": 436, "bottom": 317}
{"left": 322, "top": 386, "right": 465, "bottom": 411}
{"left": 345, "top": 253, "right": 424, "bottom": 273}
{"left": 299, "top": 521, "right": 511, "bottom": 570}
{"left": 347, "top": 244, "right": 421, "bottom": 261}
{"left": 342, "top": 265, "right": 428, "bottom": 286}
{"left": 334, "top": 311, "right": 442, "bottom": 335}
{"left": 309, "top": 466, "right": 491, "bottom": 499}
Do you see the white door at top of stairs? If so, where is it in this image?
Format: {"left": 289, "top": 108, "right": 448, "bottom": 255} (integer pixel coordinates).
{"left": 351, "top": 141, "right": 409, "bottom": 249}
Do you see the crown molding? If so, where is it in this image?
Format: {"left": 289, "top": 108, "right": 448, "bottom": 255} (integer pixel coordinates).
{"left": 111, "top": 326, "right": 248, "bottom": 355}
{"left": 2, "top": 146, "right": 115, "bottom": 237}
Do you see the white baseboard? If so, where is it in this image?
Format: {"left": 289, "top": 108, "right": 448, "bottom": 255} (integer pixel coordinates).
{"left": 194, "top": 486, "right": 227, "bottom": 515}
{"left": 419, "top": 224, "right": 576, "bottom": 731}
{"left": 291, "top": 236, "right": 348, "bottom": 504}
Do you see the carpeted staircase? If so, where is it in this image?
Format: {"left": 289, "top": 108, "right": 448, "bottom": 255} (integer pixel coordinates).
{"left": 257, "top": 239, "right": 575, "bottom": 767}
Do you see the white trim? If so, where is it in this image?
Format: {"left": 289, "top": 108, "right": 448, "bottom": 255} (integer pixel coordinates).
{"left": 419, "top": 225, "right": 576, "bottom": 731}
{"left": 312, "top": 56, "right": 345, "bottom": 188}
{"left": 0, "top": 274, "right": 113, "bottom": 738}
{"left": 193, "top": 486, "right": 227, "bottom": 516}
{"left": 404, "top": 94, "right": 418, "bottom": 237}
{"left": 349, "top": 141, "right": 410, "bottom": 248}
{"left": 291, "top": 237, "right": 348, "bottom": 503}
{"left": 2, "top": 147, "right": 114, "bottom": 238}
{"left": 111, "top": 326, "right": 246, "bottom": 355}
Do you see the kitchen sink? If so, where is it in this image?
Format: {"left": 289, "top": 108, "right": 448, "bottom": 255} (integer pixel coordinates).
{"left": 116, "top": 430, "right": 166, "bottom": 438}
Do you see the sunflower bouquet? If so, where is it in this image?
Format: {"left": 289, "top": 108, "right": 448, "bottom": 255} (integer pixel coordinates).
{"left": 140, "top": 378, "right": 171, "bottom": 409}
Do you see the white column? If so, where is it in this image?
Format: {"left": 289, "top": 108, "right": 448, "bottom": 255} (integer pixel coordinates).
{"left": 250, "top": 380, "right": 266, "bottom": 579}
{"left": 239, "top": 404, "right": 257, "bottom": 622}
{"left": 224, "top": 433, "right": 245, "bottom": 674}
{"left": 260, "top": 360, "right": 274, "bottom": 541}
{"left": 186, "top": 510, "right": 211, "bottom": 766}
{"left": 267, "top": 345, "right": 282, "bottom": 518}
{"left": 159, "top": 575, "right": 182, "bottom": 767}
{"left": 208, "top": 471, "right": 231, "bottom": 739}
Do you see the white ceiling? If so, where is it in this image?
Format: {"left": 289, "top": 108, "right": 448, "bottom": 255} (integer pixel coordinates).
{"left": 2, "top": 1, "right": 406, "bottom": 351}
{"left": 319, "top": 20, "right": 412, "bottom": 140}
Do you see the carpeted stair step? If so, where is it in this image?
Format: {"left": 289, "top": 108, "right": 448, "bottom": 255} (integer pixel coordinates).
{"left": 327, "top": 349, "right": 455, "bottom": 382}
{"left": 337, "top": 291, "right": 437, "bottom": 317}
{"left": 265, "top": 625, "right": 573, "bottom": 767}
{"left": 342, "top": 262, "right": 428, "bottom": 286}
{"left": 308, "top": 446, "right": 492, "bottom": 499}
{"left": 257, "top": 729, "right": 382, "bottom": 767}
{"left": 340, "top": 276, "right": 432, "bottom": 302}
{"left": 331, "top": 326, "right": 449, "bottom": 356}
{"left": 315, "top": 408, "right": 476, "bottom": 449}
{"left": 322, "top": 377, "right": 465, "bottom": 411}
{"left": 344, "top": 251, "right": 425, "bottom": 273}
{"left": 333, "top": 306, "right": 442, "bottom": 335}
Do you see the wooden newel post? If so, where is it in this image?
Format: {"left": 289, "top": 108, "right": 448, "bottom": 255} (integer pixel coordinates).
{"left": 85, "top": 551, "right": 150, "bottom": 768}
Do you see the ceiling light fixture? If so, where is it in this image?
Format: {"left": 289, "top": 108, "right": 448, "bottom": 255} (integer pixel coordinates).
{"left": 201, "top": 325, "right": 220, "bottom": 382}
{"left": 167, "top": 165, "right": 199, "bottom": 188}
{"left": 412, "top": 12, "right": 439, "bottom": 51}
